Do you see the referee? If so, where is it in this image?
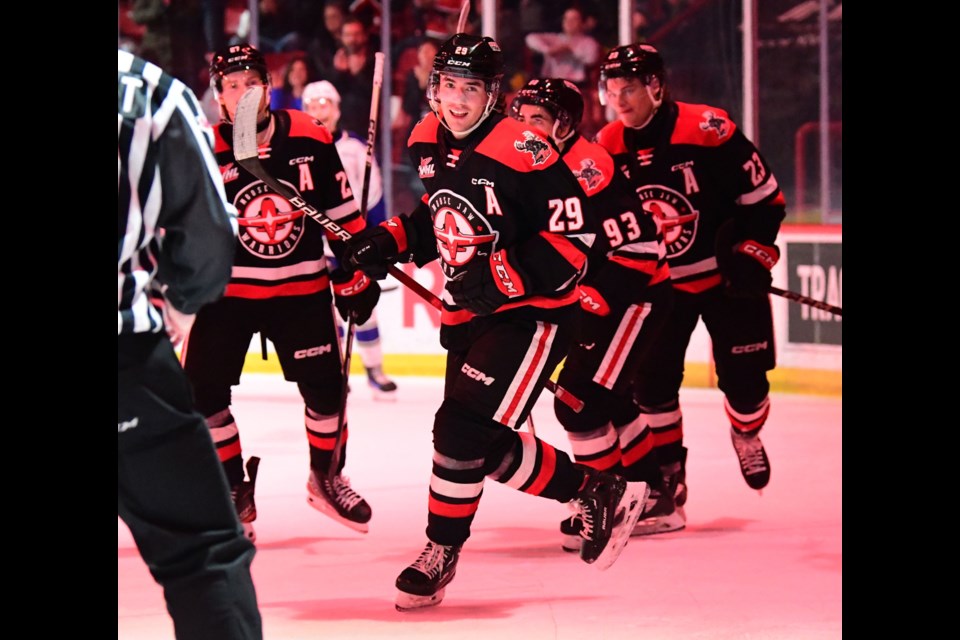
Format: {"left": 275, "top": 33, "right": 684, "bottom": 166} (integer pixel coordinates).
{"left": 118, "top": 49, "right": 261, "bottom": 640}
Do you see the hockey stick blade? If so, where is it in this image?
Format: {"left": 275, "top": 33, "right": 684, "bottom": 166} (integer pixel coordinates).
{"left": 770, "top": 286, "right": 842, "bottom": 317}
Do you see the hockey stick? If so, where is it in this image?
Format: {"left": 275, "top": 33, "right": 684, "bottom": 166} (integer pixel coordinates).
{"left": 330, "top": 52, "right": 385, "bottom": 481}
{"left": 232, "top": 86, "right": 437, "bottom": 306}
{"left": 456, "top": 0, "right": 470, "bottom": 33}
{"left": 232, "top": 86, "right": 584, "bottom": 413}
{"left": 771, "top": 286, "right": 842, "bottom": 317}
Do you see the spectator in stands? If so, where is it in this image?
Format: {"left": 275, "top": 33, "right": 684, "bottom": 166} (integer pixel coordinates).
{"left": 328, "top": 15, "right": 378, "bottom": 137}
{"left": 395, "top": 38, "right": 441, "bottom": 147}
{"left": 270, "top": 54, "right": 316, "bottom": 111}
{"left": 525, "top": 6, "right": 601, "bottom": 92}
{"left": 307, "top": 1, "right": 349, "bottom": 77}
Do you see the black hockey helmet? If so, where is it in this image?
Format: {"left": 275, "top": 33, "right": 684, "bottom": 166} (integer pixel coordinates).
{"left": 428, "top": 34, "right": 505, "bottom": 133}
{"left": 209, "top": 43, "right": 270, "bottom": 92}
{"left": 598, "top": 43, "right": 666, "bottom": 106}
{"left": 510, "top": 78, "right": 584, "bottom": 142}
{"left": 432, "top": 34, "right": 504, "bottom": 83}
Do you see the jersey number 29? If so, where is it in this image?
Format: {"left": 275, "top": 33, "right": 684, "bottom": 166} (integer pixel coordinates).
{"left": 547, "top": 197, "right": 584, "bottom": 232}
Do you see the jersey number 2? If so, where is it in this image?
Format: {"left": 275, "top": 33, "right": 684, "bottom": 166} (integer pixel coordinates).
{"left": 335, "top": 171, "right": 353, "bottom": 199}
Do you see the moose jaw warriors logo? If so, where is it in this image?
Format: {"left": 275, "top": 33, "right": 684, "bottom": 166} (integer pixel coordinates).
{"left": 636, "top": 185, "right": 699, "bottom": 257}
{"left": 428, "top": 189, "right": 499, "bottom": 277}
{"left": 514, "top": 131, "right": 552, "bottom": 165}
{"left": 699, "top": 110, "right": 730, "bottom": 139}
{"left": 234, "top": 180, "right": 306, "bottom": 258}
{"left": 573, "top": 158, "right": 604, "bottom": 191}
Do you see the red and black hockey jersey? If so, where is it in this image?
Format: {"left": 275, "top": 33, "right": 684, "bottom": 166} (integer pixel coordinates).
{"left": 560, "top": 133, "right": 669, "bottom": 308}
{"left": 213, "top": 109, "right": 364, "bottom": 299}
{"left": 393, "top": 112, "right": 591, "bottom": 342}
{"left": 595, "top": 101, "right": 785, "bottom": 294}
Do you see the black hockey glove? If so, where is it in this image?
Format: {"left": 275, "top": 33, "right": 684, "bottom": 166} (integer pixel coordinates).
{"left": 724, "top": 240, "right": 779, "bottom": 298}
{"left": 342, "top": 223, "right": 401, "bottom": 280}
{"left": 447, "top": 261, "right": 512, "bottom": 315}
{"left": 331, "top": 268, "right": 381, "bottom": 324}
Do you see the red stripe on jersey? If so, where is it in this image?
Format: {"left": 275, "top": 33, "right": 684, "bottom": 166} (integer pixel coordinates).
{"left": 596, "top": 305, "right": 645, "bottom": 387}
{"left": 609, "top": 253, "right": 659, "bottom": 275}
{"left": 653, "top": 426, "right": 683, "bottom": 448}
{"left": 621, "top": 434, "right": 654, "bottom": 467}
{"left": 673, "top": 274, "right": 722, "bottom": 294}
{"left": 429, "top": 495, "right": 480, "bottom": 519}
{"left": 339, "top": 217, "right": 367, "bottom": 236}
{"left": 287, "top": 109, "right": 333, "bottom": 143}
{"left": 594, "top": 121, "right": 628, "bottom": 156}
{"left": 580, "top": 448, "right": 622, "bottom": 472}
{"left": 524, "top": 442, "right": 557, "bottom": 496}
{"left": 539, "top": 232, "right": 588, "bottom": 271}
{"left": 650, "top": 267, "right": 670, "bottom": 285}
{"left": 408, "top": 113, "right": 441, "bottom": 146}
{"left": 306, "top": 429, "right": 338, "bottom": 451}
{"left": 728, "top": 406, "right": 770, "bottom": 432}
{"left": 226, "top": 277, "right": 329, "bottom": 299}
{"left": 496, "top": 288, "right": 580, "bottom": 313}
{"left": 217, "top": 439, "right": 242, "bottom": 462}
{"left": 500, "top": 324, "right": 554, "bottom": 423}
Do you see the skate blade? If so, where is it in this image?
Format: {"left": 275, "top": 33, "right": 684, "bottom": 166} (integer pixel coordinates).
{"left": 370, "top": 387, "right": 398, "bottom": 402}
{"left": 306, "top": 493, "right": 370, "bottom": 534}
{"left": 594, "top": 481, "right": 650, "bottom": 571}
{"left": 631, "top": 507, "right": 686, "bottom": 537}
{"left": 241, "top": 522, "right": 257, "bottom": 543}
{"left": 395, "top": 587, "right": 445, "bottom": 612}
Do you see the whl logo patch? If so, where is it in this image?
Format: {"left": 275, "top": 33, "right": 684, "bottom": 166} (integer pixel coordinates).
{"left": 419, "top": 156, "right": 435, "bottom": 179}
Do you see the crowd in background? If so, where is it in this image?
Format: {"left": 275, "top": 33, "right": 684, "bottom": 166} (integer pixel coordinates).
{"left": 119, "top": 0, "right": 840, "bottom": 223}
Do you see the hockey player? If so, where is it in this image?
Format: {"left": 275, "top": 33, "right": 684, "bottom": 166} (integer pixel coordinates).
{"left": 595, "top": 43, "right": 786, "bottom": 504}
{"left": 118, "top": 49, "right": 262, "bottom": 638}
{"left": 343, "top": 34, "right": 649, "bottom": 612}
{"left": 510, "top": 78, "right": 683, "bottom": 541}
{"left": 301, "top": 79, "right": 398, "bottom": 399}
{"left": 182, "top": 43, "right": 379, "bottom": 541}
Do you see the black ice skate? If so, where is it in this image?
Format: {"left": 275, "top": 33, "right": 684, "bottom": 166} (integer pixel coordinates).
{"left": 573, "top": 470, "right": 649, "bottom": 570}
{"left": 730, "top": 427, "right": 771, "bottom": 491}
{"left": 631, "top": 471, "right": 685, "bottom": 537}
{"left": 366, "top": 366, "right": 397, "bottom": 401}
{"left": 231, "top": 456, "right": 261, "bottom": 542}
{"left": 395, "top": 541, "right": 461, "bottom": 612}
{"left": 306, "top": 470, "right": 372, "bottom": 533}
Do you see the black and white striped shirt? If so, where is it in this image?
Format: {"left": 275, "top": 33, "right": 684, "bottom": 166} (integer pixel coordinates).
{"left": 118, "top": 50, "right": 237, "bottom": 336}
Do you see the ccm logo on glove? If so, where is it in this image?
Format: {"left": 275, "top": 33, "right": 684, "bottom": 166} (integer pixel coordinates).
{"left": 333, "top": 271, "right": 372, "bottom": 296}
{"left": 578, "top": 285, "right": 610, "bottom": 316}
{"left": 491, "top": 250, "right": 524, "bottom": 297}
{"left": 736, "top": 240, "right": 779, "bottom": 270}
